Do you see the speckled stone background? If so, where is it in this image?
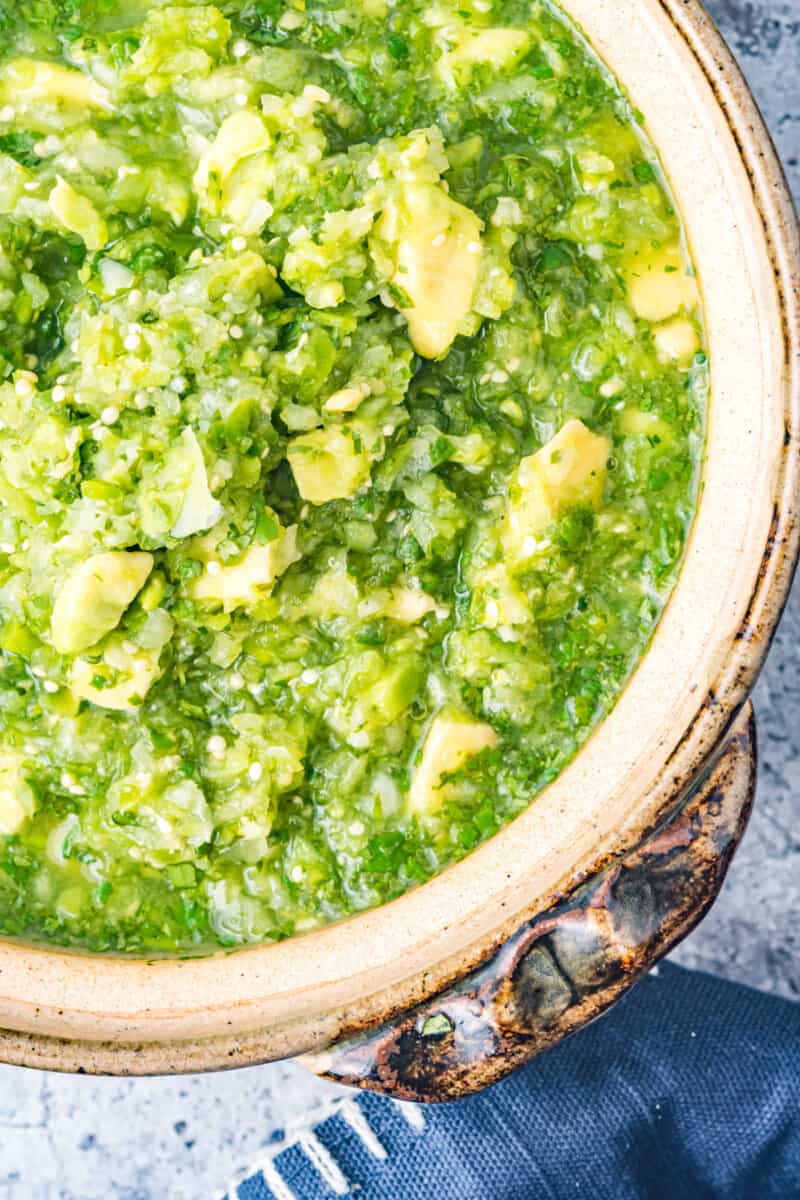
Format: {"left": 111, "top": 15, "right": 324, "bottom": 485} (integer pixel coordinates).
{"left": 1, "top": 4, "right": 798, "bottom": 1198}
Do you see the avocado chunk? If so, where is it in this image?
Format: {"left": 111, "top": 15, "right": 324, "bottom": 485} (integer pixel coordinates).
{"left": 51, "top": 551, "right": 154, "bottom": 656}
{"left": 653, "top": 317, "right": 700, "bottom": 363}
{"left": 619, "top": 409, "right": 674, "bottom": 443}
{"left": 193, "top": 109, "right": 273, "bottom": 232}
{"left": 436, "top": 28, "right": 532, "bottom": 84}
{"left": 49, "top": 177, "right": 108, "bottom": 251}
{"left": 170, "top": 429, "right": 223, "bottom": 539}
{"left": 371, "top": 182, "right": 483, "bottom": 359}
{"left": 624, "top": 244, "right": 699, "bottom": 323}
{"left": 194, "top": 109, "right": 272, "bottom": 198}
{"left": 138, "top": 428, "right": 222, "bottom": 543}
{"left": 0, "top": 59, "right": 109, "bottom": 120}
{"left": 288, "top": 427, "right": 371, "bottom": 504}
{"left": 193, "top": 526, "right": 301, "bottom": 611}
{"left": 504, "top": 419, "right": 611, "bottom": 566}
{"left": 0, "top": 752, "right": 35, "bottom": 836}
{"left": 409, "top": 710, "right": 497, "bottom": 814}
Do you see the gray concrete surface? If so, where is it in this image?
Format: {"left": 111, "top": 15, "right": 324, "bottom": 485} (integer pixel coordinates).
{"left": 0, "top": 4, "right": 797, "bottom": 1197}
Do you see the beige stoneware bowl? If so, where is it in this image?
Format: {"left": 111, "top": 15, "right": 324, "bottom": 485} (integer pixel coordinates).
{"left": 0, "top": 0, "right": 797, "bottom": 1090}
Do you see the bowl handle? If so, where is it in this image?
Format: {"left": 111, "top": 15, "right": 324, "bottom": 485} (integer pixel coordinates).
{"left": 303, "top": 702, "right": 756, "bottom": 1102}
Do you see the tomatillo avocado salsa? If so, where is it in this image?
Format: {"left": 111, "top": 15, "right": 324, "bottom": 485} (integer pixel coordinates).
{"left": 0, "top": 0, "right": 705, "bottom": 953}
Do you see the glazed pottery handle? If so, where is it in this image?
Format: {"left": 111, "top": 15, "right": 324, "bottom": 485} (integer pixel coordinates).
{"left": 304, "top": 702, "right": 756, "bottom": 1102}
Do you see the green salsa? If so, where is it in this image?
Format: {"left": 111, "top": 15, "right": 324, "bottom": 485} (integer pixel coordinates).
{"left": 0, "top": 0, "right": 705, "bottom": 952}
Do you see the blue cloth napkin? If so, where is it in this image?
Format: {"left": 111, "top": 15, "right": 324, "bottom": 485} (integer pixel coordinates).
{"left": 225, "top": 962, "right": 800, "bottom": 1199}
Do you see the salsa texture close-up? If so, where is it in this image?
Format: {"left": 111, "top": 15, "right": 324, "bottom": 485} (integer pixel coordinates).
{"left": 0, "top": 0, "right": 705, "bottom": 953}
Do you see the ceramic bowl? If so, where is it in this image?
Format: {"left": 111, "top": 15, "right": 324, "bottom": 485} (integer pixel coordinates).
{"left": 0, "top": 0, "right": 797, "bottom": 1098}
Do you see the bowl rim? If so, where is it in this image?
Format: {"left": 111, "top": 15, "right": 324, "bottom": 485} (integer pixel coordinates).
{"left": 0, "top": 0, "right": 798, "bottom": 1070}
